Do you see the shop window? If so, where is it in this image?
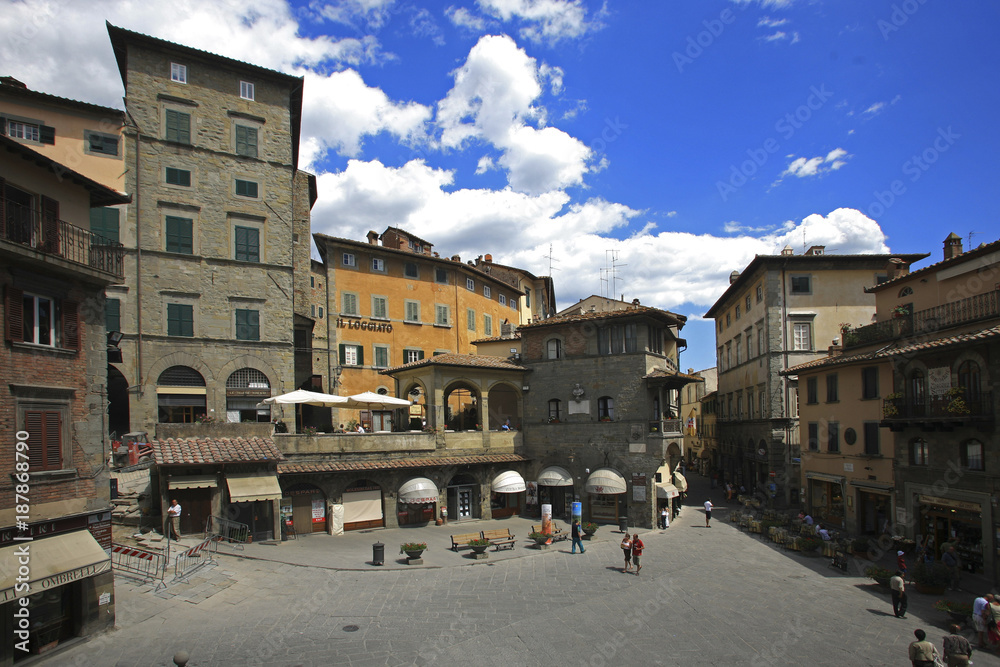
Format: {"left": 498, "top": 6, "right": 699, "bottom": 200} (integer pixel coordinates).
{"left": 157, "top": 365, "right": 206, "bottom": 423}
{"left": 598, "top": 396, "right": 614, "bottom": 420}
{"left": 962, "top": 440, "right": 984, "bottom": 471}
{"left": 226, "top": 367, "right": 270, "bottom": 422}
{"left": 911, "top": 439, "right": 929, "bottom": 466}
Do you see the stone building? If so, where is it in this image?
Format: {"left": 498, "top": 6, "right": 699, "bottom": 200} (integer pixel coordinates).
{"left": 681, "top": 367, "right": 717, "bottom": 474}
{"left": 104, "top": 23, "right": 317, "bottom": 435}
{"left": 516, "top": 303, "right": 697, "bottom": 528}
{"left": 0, "top": 135, "right": 129, "bottom": 661}
{"left": 705, "top": 245, "right": 927, "bottom": 506}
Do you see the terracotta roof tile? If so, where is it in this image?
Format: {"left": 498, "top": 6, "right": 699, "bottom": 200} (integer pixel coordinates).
{"left": 279, "top": 453, "right": 529, "bottom": 474}
{"left": 520, "top": 305, "right": 685, "bottom": 329}
{"left": 153, "top": 437, "right": 285, "bottom": 465}
{"left": 382, "top": 353, "right": 525, "bottom": 374}
{"left": 870, "top": 238, "right": 1000, "bottom": 291}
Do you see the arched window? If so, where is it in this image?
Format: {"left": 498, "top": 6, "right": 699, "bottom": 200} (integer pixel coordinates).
{"left": 958, "top": 360, "right": 981, "bottom": 401}
{"left": 546, "top": 338, "right": 562, "bottom": 360}
{"left": 226, "top": 368, "right": 271, "bottom": 423}
{"left": 962, "top": 440, "right": 984, "bottom": 471}
{"left": 598, "top": 396, "right": 614, "bottom": 420}
{"left": 898, "top": 286, "right": 913, "bottom": 298}
{"left": 910, "top": 439, "right": 928, "bottom": 466}
{"left": 157, "top": 366, "right": 206, "bottom": 423}
{"left": 547, "top": 399, "right": 561, "bottom": 422}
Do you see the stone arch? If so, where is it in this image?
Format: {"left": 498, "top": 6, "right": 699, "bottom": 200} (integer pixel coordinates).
{"left": 217, "top": 355, "right": 282, "bottom": 394}
{"left": 443, "top": 379, "right": 482, "bottom": 431}
{"left": 401, "top": 381, "right": 427, "bottom": 430}
{"left": 486, "top": 380, "right": 521, "bottom": 430}
{"left": 147, "top": 351, "right": 215, "bottom": 389}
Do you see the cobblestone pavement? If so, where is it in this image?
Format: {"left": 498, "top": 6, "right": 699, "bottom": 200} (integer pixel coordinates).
{"left": 41, "top": 475, "right": 1000, "bottom": 667}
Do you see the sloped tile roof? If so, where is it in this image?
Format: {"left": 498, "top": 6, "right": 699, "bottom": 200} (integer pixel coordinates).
{"left": 382, "top": 353, "right": 525, "bottom": 374}
{"left": 153, "top": 437, "right": 285, "bottom": 465}
{"left": 644, "top": 369, "right": 706, "bottom": 382}
{"left": 471, "top": 333, "right": 521, "bottom": 344}
{"left": 279, "top": 453, "right": 529, "bottom": 474}
{"left": 520, "top": 305, "right": 685, "bottom": 329}
{"left": 870, "top": 238, "right": 1000, "bottom": 291}
{"left": 783, "top": 325, "right": 1000, "bottom": 374}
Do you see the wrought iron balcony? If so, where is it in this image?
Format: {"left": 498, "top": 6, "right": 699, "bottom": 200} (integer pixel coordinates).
{"left": 650, "top": 418, "right": 683, "bottom": 435}
{"left": 881, "top": 391, "right": 994, "bottom": 428}
{"left": 1, "top": 199, "right": 124, "bottom": 278}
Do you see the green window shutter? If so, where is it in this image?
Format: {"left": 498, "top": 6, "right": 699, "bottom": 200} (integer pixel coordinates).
{"left": 235, "top": 226, "right": 259, "bottom": 262}
{"left": 339, "top": 344, "right": 346, "bottom": 365}
{"left": 235, "top": 180, "right": 258, "bottom": 197}
{"left": 39, "top": 124, "right": 55, "bottom": 145}
{"left": 357, "top": 346, "right": 364, "bottom": 366}
{"left": 417, "top": 350, "right": 425, "bottom": 361}
{"left": 89, "top": 207, "right": 120, "bottom": 244}
{"left": 167, "top": 304, "right": 193, "bottom": 337}
{"left": 236, "top": 125, "right": 258, "bottom": 157}
{"left": 166, "top": 168, "right": 191, "bottom": 186}
{"left": 105, "top": 298, "right": 121, "bottom": 332}
{"left": 165, "top": 216, "right": 193, "bottom": 254}
{"left": 165, "top": 110, "right": 190, "bottom": 144}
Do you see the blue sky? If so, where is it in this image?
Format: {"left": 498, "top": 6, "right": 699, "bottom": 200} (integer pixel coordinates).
{"left": 3, "top": 0, "right": 998, "bottom": 372}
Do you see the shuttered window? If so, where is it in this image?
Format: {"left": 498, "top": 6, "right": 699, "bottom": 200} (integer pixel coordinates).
{"left": 235, "top": 125, "right": 258, "bottom": 157}
{"left": 235, "top": 226, "right": 259, "bottom": 262}
{"left": 25, "top": 410, "right": 62, "bottom": 470}
{"left": 165, "top": 110, "right": 191, "bottom": 144}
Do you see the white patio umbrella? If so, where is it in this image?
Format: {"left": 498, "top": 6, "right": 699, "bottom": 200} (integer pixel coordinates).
{"left": 259, "top": 389, "right": 348, "bottom": 407}
{"left": 342, "top": 391, "right": 412, "bottom": 410}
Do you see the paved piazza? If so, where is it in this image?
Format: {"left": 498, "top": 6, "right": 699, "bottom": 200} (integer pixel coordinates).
{"left": 46, "top": 477, "right": 999, "bottom": 667}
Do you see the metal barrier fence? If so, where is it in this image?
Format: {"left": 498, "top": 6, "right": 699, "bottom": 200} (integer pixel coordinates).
{"left": 111, "top": 543, "right": 166, "bottom": 583}
{"left": 173, "top": 536, "right": 218, "bottom": 583}
{"left": 206, "top": 515, "right": 250, "bottom": 550}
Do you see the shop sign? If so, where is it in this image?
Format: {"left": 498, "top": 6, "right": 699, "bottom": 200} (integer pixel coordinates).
{"left": 336, "top": 318, "right": 393, "bottom": 333}
{"left": 88, "top": 518, "right": 113, "bottom": 551}
{"left": 312, "top": 499, "right": 325, "bottom": 523}
{"left": 227, "top": 388, "right": 272, "bottom": 398}
{"left": 918, "top": 494, "right": 982, "bottom": 513}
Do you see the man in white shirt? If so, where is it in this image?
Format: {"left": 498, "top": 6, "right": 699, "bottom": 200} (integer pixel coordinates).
{"left": 889, "top": 570, "right": 907, "bottom": 618}
{"left": 704, "top": 499, "right": 713, "bottom": 527}
{"left": 166, "top": 499, "right": 181, "bottom": 540}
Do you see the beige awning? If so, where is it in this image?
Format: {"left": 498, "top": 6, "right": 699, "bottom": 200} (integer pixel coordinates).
{"left": 168, "top": 475, "right": 218, "bottom": 490}
{"left": 537, "top": 466, "right": 573, "bottom": 486}
{"left": 492, "top": 470, "right": 526, "bottom": 494}
{"left": 673, "top": 472, "right": 688, "bottom": 493}
{"left": 0, "top": 530, "right": 111, "bottom": 604}
{"left": 656, "top": 483, "right": 679, "bottom": 499}
{"left": 399, "top": 477, "right": 439, "bottom": 503}
{"left": 226, "top": 472, "right": 282, "bottom": 503}
{"left": 585, "top": 468, "right": 627, "bottom": 494}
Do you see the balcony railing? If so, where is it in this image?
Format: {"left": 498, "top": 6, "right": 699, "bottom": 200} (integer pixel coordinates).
{"left": 650, "top": 418, "right": 683, "bottom": 435}
{"left": 845, "top": 289, "right": 1000, "bottom": 349}
{"left": 882, "top": 391, "right": 993, "bottom": 421}
{"left": 2, "top": 200, "right": 124, "bottom": 278}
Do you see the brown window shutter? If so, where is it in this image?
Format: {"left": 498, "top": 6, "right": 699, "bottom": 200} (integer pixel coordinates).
{"left": 41, "top": 195, "right": 60, "bottom": 255}
{"left": 62, "top": 300, "right": 80, "bottom": 351}
{"left": 43, "top": 411, "right": 62, "bottom": 469}
{"left": 5, "top": 286, "right": 24, "bottom": 343}
{"left": 25, "top": 411, "right": 44, "bottom": 469}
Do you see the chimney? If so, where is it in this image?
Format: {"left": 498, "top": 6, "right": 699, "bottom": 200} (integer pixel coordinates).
{"left": 781, "top": 245, "right": 794, "bottom": 256}
{"left": 631, "top": 298, "right": 640, "bottom": 307}
{"left": 805, "top": 245, "right": 825, "bottom": 256}
{"left": 451, "top": 254, "right": 461, "bottom": 262}
{"left": 885, "top": 257, "right": 909, "bottom": 281}
{"left": 729, "top": 270, "right": 741, "bottom": 284}
{"left": 944, "top": 233, "right": 963, "bottom": 260}
{"left": 366, "top": 230, "right": 379, "bottom": 245}
{"left": 828, "top": 339, "right": 843, "bottom": 357}
{"left": 484, "top": 254, "right": 493, "bottom": 263}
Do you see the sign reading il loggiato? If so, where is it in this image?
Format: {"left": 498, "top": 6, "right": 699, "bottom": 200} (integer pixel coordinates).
{"left": 336, "top": 318, "right": 393, "bottom": 332}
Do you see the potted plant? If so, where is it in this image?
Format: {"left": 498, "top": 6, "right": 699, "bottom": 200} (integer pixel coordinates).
{"left": 582, "top": 522, "right": 598, "bottom": 540}
{"left": 400, "top": 541, "right": 428, "bottom": 559}
{"left": 892, "top": 305, "right": 910, "bottom": 318}
{"left": 913, "top": 561, "right": 951, "bottom": 594}
{"left": 797, "top": 536, "right": 822, "bottom": 555}
{"left": 945, "top": 386, "right": 971, "bottom": 416}
{"left": 529, "top": 531, "right": 551, "bottom": 545}
{"left": 301, "top": 426, "right": 318, "bottom": 435}
{"left": 883, "top": 393, "right": 903, "bottom": 418}
{"left": 934, "top": 599, "right": 974, "bottom": 624}
{"left": 864, "top": 565, "right": 893, "bottom": 588}
{"left": 467, "top": 538, "right": 490, "bottom": 555}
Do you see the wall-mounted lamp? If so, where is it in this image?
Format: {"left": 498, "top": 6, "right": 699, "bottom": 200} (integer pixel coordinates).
{"left": 522, "top": 385, "right": 530, "bottom": 392}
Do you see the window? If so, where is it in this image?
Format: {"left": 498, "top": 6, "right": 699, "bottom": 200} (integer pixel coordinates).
{"left": 404, "top": 262, "right": 418, "bottom": 279}
{"left": 525, "top": 288, "right": 531, "bottom": 308}
{"left": 466, "top": 308, "right": 476, "bottom": 331}
{"left": 598, "top": 396, "right": 615, "bottom": 420}
{"left": 735, "top": 305, "right": 741, "bottom": 320}
{"left": 717, "top": 346, "right": 724, "bottom": 371}
{"left": 165, "top": 167, "right": 191, "bottom": 187}
{"left": 726, "top": 313, "right": 731, "bottom": 327}
{"left": 342, "top": 292, "right": 359, "bottom": 316}
{"left": 235, "top": 179, "right": 258, "bottom": 198}
{"left": 806, "top": 377, "right": 818, "bottom": 404}
{"left": 372, "top": 258, "right": 385, "bottom": 272}
{"left": 963, "top": 440, "right": 984, "bottom": 471}
{"left": 340, "top": 344, "right": 363, "bottom": 366}
{"left": 404, "top": 348, "right": 424, "bottom": 364}
{"left": 165, "top": 216, "right": 193, "bottom": 254}
{"left": 318, "top": 307, "right": 324, "bottom": 318}
{"left": 105, "top": 298, "right": 121, "bottom": 333}
{"left": 745, "top": 295, "right": 752, "bottom": 311}
{"left": 790, "top": 275, "right": 811, "bottom": 294}
{"left": 911, "top": 439, "right": 929, "bottom": 466}
{"left": 792, "top": 322, "right": 811, "bottom": 351}
{"left": 499, "top": 294, "right": 507, "bottom": 306}
{"left": 958, "top": 360, "right": 981, "bottom": 401}
{"left": 234, "top": 225, "right": 259, "bottom": 262}
{"left": 735, "top": 335, "right": 742, "bottom": 365}
{"left": 240, "top": 81, "right": 255, "bottom": 100}
{"left": 757, "top": 327, "right": 765, "bottom": 356}
{"left": 863, "top": 422, "right": 880, "bottom": 456}
{"left": 826, "top": 374, "right": 838, "bottom": 402}
{"left": 24, "top": 409, "right": 63, "bottom": 471}
{"left": 548, "top": 399, "right": 561, "bottom": 421}
{"left": 342, "top": 253, "right": 356, "bottom": 267}
{"left": 599, "top": 324, "right": 639, "bottom": 355}
{"left": 466, "top": 278, "right": 475, "bottom": 291}
{"left": 435, "top": 268, "right": 448, "bottom": 284}
{"left": 861, "top": 367, "right": 879, "bottom": 400}
{"left": 167, "top": 303, "right": 194, "bottom": 337}
{"left": 747, "top": 389, "right": 753, "bottom": 419}
{"left": 483, "top": 314, "right": 493, "bottom": 336}
{"left": 90, "top": 207, "right": 120, "bottom": 243}
{"left": 21, "top": 294, "right": 54, "bottom": 346}
{"left": 483, "top": 285, "right": 491, "bottom": 298}
{"left": 435, "top": 304, "right": 450, "bottom": 326}
{"left": 374, "top": 345, "right": 389, "bottom": 368}
{"left": 547, "top": 338, "right": 562, "bottom": 360}
{"left": 235, "top": 124, "right": 258, "bottom": 157}
{"left": 898, "top": 286, "right": 914, "bottom": 298}
{"left": 756, "top": 284, "right": 763, "bottom": 303}
{"left": 762, "top": 387, "right": 769, "bottom": 418}
{"left": 235, "top": 308, "right": 259, "bottom": 340}
{"left": 404, "top": 300, "right": 420, "bottom": 323}
{"left": 736, "top": 393, "right": 743, "bottom": 419}
{"left": 170, "top": 62, "right": 187, "bottom": 83}
{"left": 726, "top": 342, "right": 731, "bottom": 368}
{"left": 84, "top": 130, "right": 119, "bottom": 156}
{"left": 807, "top": 422, "right": 819, "bottom": 451}
{"left": 827, "top": 422, "right": 840, "bottom": 453}
{"left": 165, "top": 109, "right": 191, "bottom": 144}
{"left": 372, "top": 296, "right": 388, "bottom": 319}
{"left": 7, "top": 120, "right": 39, "bottom": 142}
{"left": 648, "top": 326, "right": 663, "bottom": 354}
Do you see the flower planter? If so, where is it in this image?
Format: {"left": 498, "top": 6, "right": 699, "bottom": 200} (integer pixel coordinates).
{"left": 470, "top": 544, "right": 489, "bottom": 555}
{"left": 405, "top": 549, "right": 425, "bottom": 560}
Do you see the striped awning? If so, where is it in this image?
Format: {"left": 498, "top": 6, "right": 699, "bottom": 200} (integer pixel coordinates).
{"left": 492, "top": 470, "right": 526, "bottom": 494}
{"left": 584, "top": 468, "right": 627, "bottom": 494}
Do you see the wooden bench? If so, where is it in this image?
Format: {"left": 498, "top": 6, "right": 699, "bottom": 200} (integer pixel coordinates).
{"left": 481, "top": 528, "right": 516, "bottom": 551}
{"left": 450, "top": 532, "right": 481, "bottom": 551}
{"left": 531, "top": 525, "right": 567, "bottom": 542}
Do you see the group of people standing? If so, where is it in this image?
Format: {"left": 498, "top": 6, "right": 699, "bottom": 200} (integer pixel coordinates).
{"left": 619, "top": 532, "right": 645, "bottom": 574}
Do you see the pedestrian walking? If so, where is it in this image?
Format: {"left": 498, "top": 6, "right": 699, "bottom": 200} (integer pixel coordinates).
{"left": 943, "top": 547, "right": 961, "bottom": 590}
{"left": 897, "top": 550, "right": 908, "bottom": 581}
{"left": 704, "top": 499, "right": 713, "bottom": 527}
{"left": 660, "top": 507, "right": 668, "bottom": 529}
{"left": 973, "top": 594, "right": 991, "bottom": 648}
{"left": 620, "top": 532, "right": 633, "bottom": 572}
{"left": 631, "top": 533, "right": 644, "bottom": 575}
{"left": 570, "top": 519, "right": 586, "bottom": 554}
{"left": 890, "top": 570, "right": 908, "bottom": 618}
{"left": 942, "top": 623, "right": 972, "bottom": 667}
{"left": 908, "top": 628, "right": 940, "bottom": 667}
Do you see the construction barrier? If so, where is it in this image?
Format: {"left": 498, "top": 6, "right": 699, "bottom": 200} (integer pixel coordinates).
{"left": 206, "top": 515, "right": 250, "bottom": 550}
{"left": 111, "top": 543, "right": 166, "bottom": 582}
{"left": 173, "top": 535, "right": 218, "bottom": 583}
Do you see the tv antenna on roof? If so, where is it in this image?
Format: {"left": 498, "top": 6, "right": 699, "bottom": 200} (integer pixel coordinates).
{"left": 601, "top": 249, "right": 627, "bottom": 299}
{"left": 968, "top": 231, "right": 977, "bottom": 248}
{"left": 544, "top": 243, "right": 559, "bottom": 275}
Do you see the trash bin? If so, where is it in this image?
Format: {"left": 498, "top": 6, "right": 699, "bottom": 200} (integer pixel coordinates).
{"left": 618, "top": 516, "right": 628, "bottom": 533}
{"left": 372, "top": 541, "right": 384, "bottom": 566}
